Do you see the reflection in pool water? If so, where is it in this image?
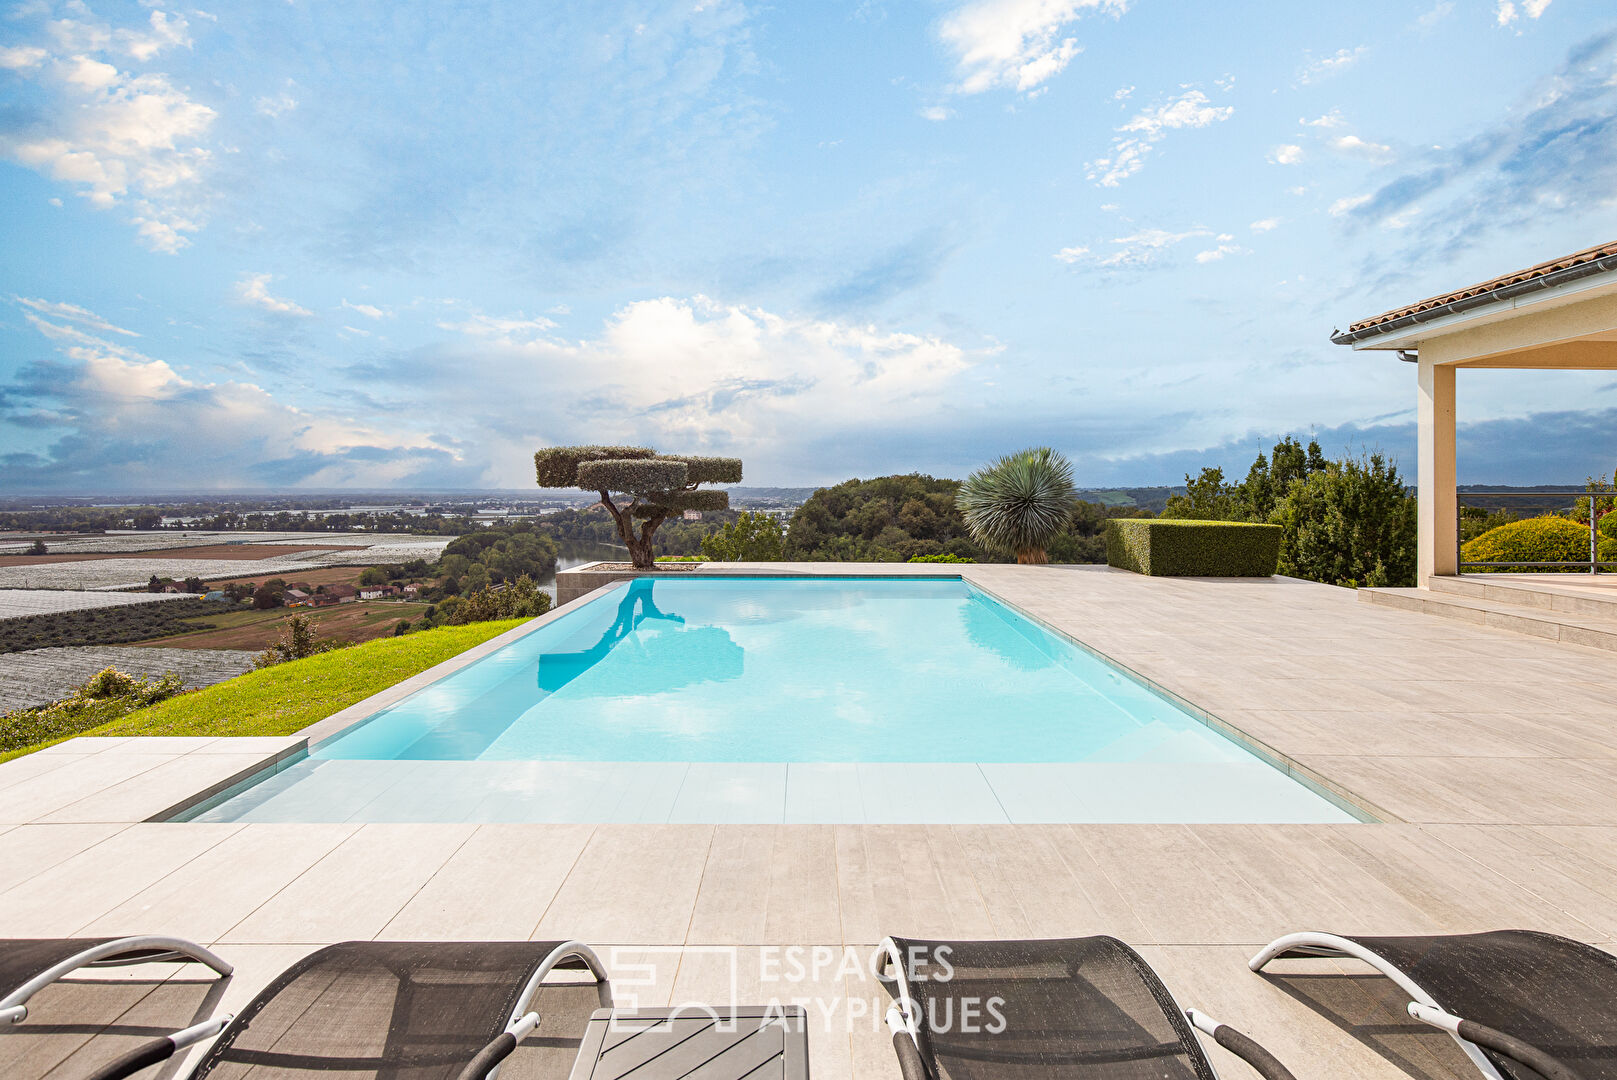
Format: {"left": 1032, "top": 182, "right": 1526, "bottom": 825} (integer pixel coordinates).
{"left": 312, "top": 576, "right": 1260, "bottom": 765}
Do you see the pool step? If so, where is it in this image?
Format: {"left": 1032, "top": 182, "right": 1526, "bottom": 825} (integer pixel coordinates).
{"left": 1359, "top": 585, "right": 1617, "bottom": 653}
{"left": 1426, "top": 574, "right": 1617, "bottom": 618}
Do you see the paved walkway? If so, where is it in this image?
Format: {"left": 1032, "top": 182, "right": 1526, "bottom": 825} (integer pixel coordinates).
{"left": 3, "top": 566, "right": 1615, "bottom": 1080}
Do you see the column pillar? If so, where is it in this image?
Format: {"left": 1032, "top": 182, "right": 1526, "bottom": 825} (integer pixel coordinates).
{"left": 1417, "top": 358, "right": 1457, "bottom": 584}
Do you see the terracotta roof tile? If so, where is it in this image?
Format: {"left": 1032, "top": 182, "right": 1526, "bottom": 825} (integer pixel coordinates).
{"left": 1348, "top": 240, "right": 1617, "bottom": 333}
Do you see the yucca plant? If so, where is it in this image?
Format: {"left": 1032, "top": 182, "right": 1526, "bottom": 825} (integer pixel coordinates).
{"left": 956, "top": 447, "right": 1076, "bottom": 564}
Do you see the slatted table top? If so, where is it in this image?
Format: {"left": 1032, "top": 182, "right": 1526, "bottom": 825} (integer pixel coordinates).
{"left": 567, "top": 1007, "right": 809, "bottom": 1080}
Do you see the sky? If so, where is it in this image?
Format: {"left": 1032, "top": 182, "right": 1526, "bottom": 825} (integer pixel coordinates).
{"left": 1, "top": 0, "right": 1615, "bottom": 493}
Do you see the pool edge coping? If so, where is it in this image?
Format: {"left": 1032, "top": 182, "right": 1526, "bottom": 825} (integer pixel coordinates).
{"left": 156, "top": 566, "right": 1386, "bottom": 825}
{"left": 960, "top": 573, "right": 1391, "bottom": 824}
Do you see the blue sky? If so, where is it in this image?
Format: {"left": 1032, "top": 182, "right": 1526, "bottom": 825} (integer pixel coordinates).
{"left": 1, "top": 0, "right": 1614, "bottom": 492}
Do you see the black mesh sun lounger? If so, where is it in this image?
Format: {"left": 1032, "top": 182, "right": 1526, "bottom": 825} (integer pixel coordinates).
{"left": 2, "top": 936, "right": 235, "bottom": 1080}
{"left": 86, "top": 938, "right": 613, "bottom": 1080}
{"left": 1, "top": 935, "right": 234, "bottom": 1027}
{"left": 1251, "top": 929, "right": 1617, "bottom": 1080}
{"left": 877, "top": 935, "right": 1296, "bottom": 1080}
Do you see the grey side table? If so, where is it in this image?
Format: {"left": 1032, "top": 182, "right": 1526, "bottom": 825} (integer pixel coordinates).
{"left": 566, "top": 1006, "right": 808, "bottom": 1080}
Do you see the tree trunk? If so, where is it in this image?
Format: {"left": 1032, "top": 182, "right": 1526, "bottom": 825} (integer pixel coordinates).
{"left": 1016, "top": 547, "right": 1049, "bottom": 565}
{"left": 625, "top": 534, "right": 655, "bottom": 569}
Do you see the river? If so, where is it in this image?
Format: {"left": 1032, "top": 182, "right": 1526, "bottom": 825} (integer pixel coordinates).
{"left": 538, "top": 540, "right": 627, "bottom": 599}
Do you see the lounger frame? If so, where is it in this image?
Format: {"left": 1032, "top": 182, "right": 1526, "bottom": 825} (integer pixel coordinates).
{"left": 1, "top": 935, "right": 233, "bottom": 1025}
{"left": 1250, "top": 931, "right": 1504, "bottom": 1080}
{"left": 482, "top": 941, "right": 614, "bottom": 1080}
{"left": 876, "top": 935, "right": 1291, "bottom": 1080}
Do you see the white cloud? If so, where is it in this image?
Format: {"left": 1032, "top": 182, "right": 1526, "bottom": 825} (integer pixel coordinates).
{"left": 938, "top": 0, "right": 1126, "bottom": 96}
{"left": 235, "top": 273, "right": 312, "bottom": 316}
{"left": 254, "top": 93, "right": 298, "bottom": 117}
{"left": 1055, "top": 227, "right": 1215, "bottom": 268}
{"left": 1416, "top": 1, "right": 1455, "bottom": 29}
{"left": 413, "top": 297, "right": 979, "bottom": 476}
{"left": 1086, "top": 138, "right": 1151, "bottom": 186}
{"left": 1194, "top": 243, "right": 1245, "bottom": 263}
{"left": 1249, "top": 217, "right": 1280, "bottom": 232}
{"left": 1117, "top": 90, "right": 1233, "bottom": 138}
{"left": 1330, "top": 133, "right": 1393, "bottom": 161}
{"left": 1299, "top": 46, "right": 1365, "bottom": 84}
{"left": 1329, "top": 193, "right": 1372, "bottom": 216}
{"left": 1111, "top": 84, "right": 1134, "bottom": 102}
{"left": 341, "top": 299, "right": 388, "bottom": 320}
{"left": 0, "top": 11, "right": 214, "bottom": 252}
{"left": 1301, "top": 110, "right": 1345, "bottom": 129}
{"left": 1086, "top": 89, "right": 1232, "bottom": 186}
{"left": 117, "top": 10, "right": 192, "bottom": 62}
{"left": 1497, "top": 0, "right": 1551, "bottom": 24}
{"left": 437, "top": 311, "right": 559, "bottom": 342}
{"left": 919, "top": 105, "right": 953, "bottom": 121}
{"left": 0, "top": 45, "right": 48, "bottom": 69}
{"left": 11, "top": 298, "right": 457, "bottom": 486}
{"left": 13, "top": 296, "right": 140, "bottom": 337}
{"left": 1268, "top": 144, "right": 1304, "bottom": 165}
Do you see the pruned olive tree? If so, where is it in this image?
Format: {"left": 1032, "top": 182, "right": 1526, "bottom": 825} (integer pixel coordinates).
{"left": 535, "top": 446, "right": 742, "bottom": 569}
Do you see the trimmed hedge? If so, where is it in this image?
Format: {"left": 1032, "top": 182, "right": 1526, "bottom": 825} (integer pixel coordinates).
{"left": 534, "top": 445, "right": 654, "bottom": 487}
{"left": 1461, "top": 515, "right": 1616, "bottom": 572}
{"left": 1105, "top": 519, "right": 1282, "bottom": 577}
{"left": 575, "top": 458, "right": 688, "bottom": 493}
{"left": 669, "top": 455, "right": 743, "bottom": 485}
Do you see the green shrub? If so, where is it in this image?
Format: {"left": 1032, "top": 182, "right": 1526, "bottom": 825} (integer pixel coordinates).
{"left": 700, "top": 511, "right": 785, "bottom": 561}
{"left": 907, "top": 553, "right": 975, "bottom": 563}
{"left": 254, "top": 614, "right": 345, "bottom": 669}
{"left": 1106, "top": 519, "right": 1282, "bottom": 577}
{"left": 2, "top": 667, "right": 185, "bottom": 753}
{"left": 1461, "top": 515, "right": 1616, "bottom": 572}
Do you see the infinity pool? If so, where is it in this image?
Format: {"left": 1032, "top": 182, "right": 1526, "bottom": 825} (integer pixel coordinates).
{"left": 184, "top": 577, "right": 1358, "bottom": 823}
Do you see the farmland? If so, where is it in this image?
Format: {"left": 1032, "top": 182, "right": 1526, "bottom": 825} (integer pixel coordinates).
{"left": 0, "top": 646, "right": 255, "bottom": 712}
{"left": 144, "top": 600, "right": 433, "bottom": 651}
{"left": 0, "top": 543, "right": 342, "bottom": 566}
{"left": 0, "top": 531, "right": 456, "bottom": 590}
{"left": 0, "top": 589, "right": 192, "bottom": 620}
{"left": 0, "top": 597, "right": 226, "bottom": 653}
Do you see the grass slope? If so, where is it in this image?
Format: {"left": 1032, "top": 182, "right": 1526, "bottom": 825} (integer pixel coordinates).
{"left": 0, "top": 619, "right": 523, "bottom": 761}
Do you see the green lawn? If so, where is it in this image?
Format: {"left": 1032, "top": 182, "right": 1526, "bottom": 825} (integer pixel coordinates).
{"left": 0, "top": 619, "right": 525, "bottom": 762}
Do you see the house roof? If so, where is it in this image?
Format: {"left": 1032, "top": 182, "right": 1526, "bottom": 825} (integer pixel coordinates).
{"left": 1336, "top": 241, "right": 1617, "bottom": 344}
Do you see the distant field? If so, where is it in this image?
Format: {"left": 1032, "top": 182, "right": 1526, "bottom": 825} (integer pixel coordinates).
{"left": 0, "top": 543, "right": 340, "bottom": 566}
{"left": 141, "top": 599, "right": 432, "bottom": 651}
{"left": 0, "top": 533, "right": 454, "bottom": 590}
{"left": 205, "top": 565, "right": 367, "bottom": 589}
{"left": 0, "top": 589, "right": 191, "bottom": 620}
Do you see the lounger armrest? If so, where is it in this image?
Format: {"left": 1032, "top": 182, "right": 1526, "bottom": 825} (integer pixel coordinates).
{"left": 891, "top": 1030, "right": 931, "bottom": 1080}
{"left": 83, "top": 1014, "right": 232, "bottom": 1080}
{"left": 1187, "top": 1009, "right": 1297, "bottom": 1080}
{"left": 455, "top": 1011, "right": 541, "bottom": 1080}
{"left": 1409, "top": 1003, "right": 1581, "bottom": 1080}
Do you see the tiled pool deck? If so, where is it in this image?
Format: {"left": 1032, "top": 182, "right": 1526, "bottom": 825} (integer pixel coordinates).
{"left": 3, "top": 564, "right": 1615, "bottom": 1080}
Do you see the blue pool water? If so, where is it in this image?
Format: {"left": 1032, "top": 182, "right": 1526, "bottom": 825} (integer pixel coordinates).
{"left": 186, "top": 577, "right": 1360, "bottom": 824}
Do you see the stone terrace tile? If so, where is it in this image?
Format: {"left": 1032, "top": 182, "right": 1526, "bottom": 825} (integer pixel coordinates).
{"left": 0, "top": 823, "right": 242, "bottom": 935}
{"left": 3, "top": 566, "right": 1616, "bottom": 1080}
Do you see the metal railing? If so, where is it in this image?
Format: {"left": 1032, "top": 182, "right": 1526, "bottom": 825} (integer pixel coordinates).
{"left": 1457, "top": 490, "right": 1613, "bottom": 574}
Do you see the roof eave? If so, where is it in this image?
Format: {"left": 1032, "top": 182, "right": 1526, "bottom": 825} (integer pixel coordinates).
{"left": 1334, "top": 255, "right": 1617, "bottom": 351}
